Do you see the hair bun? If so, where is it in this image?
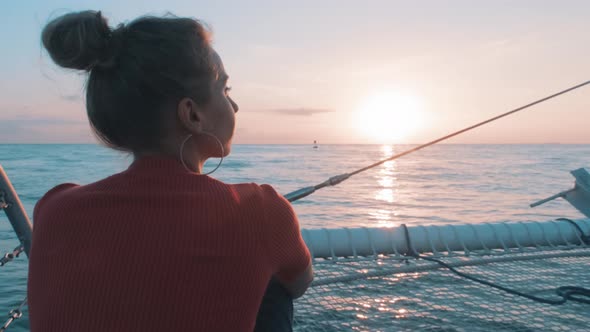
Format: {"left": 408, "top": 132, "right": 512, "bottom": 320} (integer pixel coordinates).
{"left": 42, "top": 10, "right": 113, "bottom": 71}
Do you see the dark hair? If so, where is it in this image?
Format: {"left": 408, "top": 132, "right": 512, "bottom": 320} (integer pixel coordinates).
{"left": 42, "top": 10, "right": 215, "bottom": 152}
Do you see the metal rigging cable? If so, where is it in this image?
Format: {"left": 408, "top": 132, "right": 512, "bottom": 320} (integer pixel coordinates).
{"left": 285, "top": 80, "right": 590, "bottom": 202}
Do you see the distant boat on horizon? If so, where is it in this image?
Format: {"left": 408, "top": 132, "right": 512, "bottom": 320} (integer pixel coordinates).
{"left": 313, "top": 140, "right": 319, "bottom": 149}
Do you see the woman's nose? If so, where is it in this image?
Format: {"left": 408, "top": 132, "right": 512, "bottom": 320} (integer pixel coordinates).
{"left": 230, "top": 98, "right": 239, "bottom": 113}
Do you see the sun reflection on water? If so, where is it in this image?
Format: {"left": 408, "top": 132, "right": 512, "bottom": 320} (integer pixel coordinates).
{"left": 350, "top": 295, "right": 412, "bottom": 325}
{"left": 370, "top": 145, "right": 398, "bottom": 227}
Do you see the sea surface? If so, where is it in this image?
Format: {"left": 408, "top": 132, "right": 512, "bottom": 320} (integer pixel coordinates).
{"left": 0, "top": 143, "right": 588, "bottom": 331}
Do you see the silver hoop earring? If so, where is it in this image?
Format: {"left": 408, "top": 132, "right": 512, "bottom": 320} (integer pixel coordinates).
{"left": 179, "top": 134, "right": 194, "bottom": 172}
{"left": 179, "top": 133, "right": 224, "bottom": 175}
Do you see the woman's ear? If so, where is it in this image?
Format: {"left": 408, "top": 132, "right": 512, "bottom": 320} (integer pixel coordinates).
{"left": 177, "top": 97, "right": 203, "bottom": 133}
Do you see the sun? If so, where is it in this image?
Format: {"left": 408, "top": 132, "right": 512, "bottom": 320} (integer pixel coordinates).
{"left": 355, "top": 91, "right": 424, "bottom": 143}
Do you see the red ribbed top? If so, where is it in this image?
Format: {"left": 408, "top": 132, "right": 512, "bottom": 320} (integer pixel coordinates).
{"left": 27, "top": 156, "right": 311, "bottom": 332}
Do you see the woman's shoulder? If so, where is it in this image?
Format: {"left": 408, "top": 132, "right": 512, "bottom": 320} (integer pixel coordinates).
{"left": 35, "top": 173, "right": 120, "bottom": 210}
{"left": 225, "top": 182, "right": 284, "bottom": 202}
{"left": 34, "top": 183, "right": 80, "bottom": 218}
{"left": 40, "top": 182, "right": 80, "bottom": 201}
{"left": 34, "top": 170, "right": 128, "bottom": 209}
{"left": 217, "top": 182, "right": 290, "bottom": 216}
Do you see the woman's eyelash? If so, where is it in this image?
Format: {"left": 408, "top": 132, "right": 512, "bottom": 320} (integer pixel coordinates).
{"left": 225, "top": 86, "right": 232, "bottom": 93}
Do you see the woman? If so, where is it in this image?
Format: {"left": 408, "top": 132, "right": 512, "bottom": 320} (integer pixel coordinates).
{"left": 28, "top": 10, "right": 313, "bottom": 332}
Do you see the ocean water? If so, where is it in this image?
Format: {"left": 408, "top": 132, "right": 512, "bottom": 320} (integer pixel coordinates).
{"left": 0, "top": 143, "right": 588, "bottom": 331}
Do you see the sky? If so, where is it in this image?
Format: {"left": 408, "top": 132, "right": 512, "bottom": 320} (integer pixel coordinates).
{"left": 1, "top": 0, "right": 589, "bottom": 144}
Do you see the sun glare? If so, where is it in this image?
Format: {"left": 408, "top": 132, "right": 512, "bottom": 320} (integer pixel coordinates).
{"left": 355, "top": 92, "right": 424, "bottom": 143}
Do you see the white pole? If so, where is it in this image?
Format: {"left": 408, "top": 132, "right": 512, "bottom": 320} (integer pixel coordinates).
{"left": 0, "top": 165, "right": 33, "bottom": 257}
{"left": 301, "top": 219, "right": 590, "bottom": 258}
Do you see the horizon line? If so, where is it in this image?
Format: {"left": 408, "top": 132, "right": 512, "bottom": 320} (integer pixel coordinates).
{"left": 0, "top": 142, "right": 586, "bottom": 146}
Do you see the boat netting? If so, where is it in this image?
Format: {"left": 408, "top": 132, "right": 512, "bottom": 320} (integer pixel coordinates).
{"left": 294, "top": 247, "right": 590, "bottom": 331}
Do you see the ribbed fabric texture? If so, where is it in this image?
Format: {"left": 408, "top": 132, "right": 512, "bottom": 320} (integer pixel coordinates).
{"left": 27, "top": 156, "right": 311, "bottom": 332}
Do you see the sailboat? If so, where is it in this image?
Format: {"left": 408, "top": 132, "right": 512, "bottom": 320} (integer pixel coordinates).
{"left": 1, "top": 164, "right": 589, "bottom": 331}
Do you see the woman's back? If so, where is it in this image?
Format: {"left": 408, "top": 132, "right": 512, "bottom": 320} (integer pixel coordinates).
{"left": 28, "top": 157, "right": 310, "bottom": 331}
{"left": 31, "top": 10, "right": 312, "bottom": 331}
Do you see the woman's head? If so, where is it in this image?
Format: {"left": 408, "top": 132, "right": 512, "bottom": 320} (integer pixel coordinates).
{"left": 42, "top": 10, "right": 238, "bottom": 169}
